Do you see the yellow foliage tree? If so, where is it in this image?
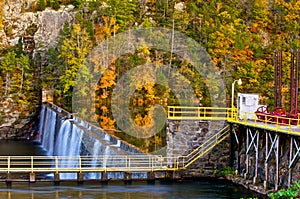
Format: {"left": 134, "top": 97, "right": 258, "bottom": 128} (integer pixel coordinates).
{"left": 94, "top": 16, "right": 119, "bottom": 43}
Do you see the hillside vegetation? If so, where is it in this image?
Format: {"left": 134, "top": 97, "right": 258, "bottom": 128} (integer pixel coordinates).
{"left": 0, "top": 0, "right": 299, "bottom": 145}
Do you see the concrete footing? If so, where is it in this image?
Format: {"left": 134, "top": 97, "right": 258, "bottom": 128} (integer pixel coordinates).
{"left": 54, "top": 173, "right": 60, "bottom": 185}
{"left": 77, "top": 172, "right": 83, "bottom": 184}
{"left": 124, "top": 172, "right": 132, "bottom": 183}
{"left": 101, "top": 172, "right": 108, "bottom": 181}
{"left": 147, "top": 172, "right": 155, "bottom": 183}
{"left": 29, "top": 173, "right": 36, "bottom": 183}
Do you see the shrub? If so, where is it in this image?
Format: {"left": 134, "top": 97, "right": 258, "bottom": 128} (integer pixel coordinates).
{"left": 268, "top": 181, "right": 300, "bottom": 199}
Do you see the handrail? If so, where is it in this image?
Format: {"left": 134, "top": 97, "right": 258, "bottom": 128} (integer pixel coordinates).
{"left": 7, "top": 106, "right": 298, "bottom": 175}
{"left": 0, "top": 110, "right": 234, "bottom": 173}
{"left": 168, "top": 106, "right": 232, "bottom": 120}
{"left": 168, "top": 106, "right": 300, "bottom": 135}
{"left": 180, "top": 125, "right": 230, "bottom": 168}
{"left": 0, "top": 155, "right": 184, "bottom": 173}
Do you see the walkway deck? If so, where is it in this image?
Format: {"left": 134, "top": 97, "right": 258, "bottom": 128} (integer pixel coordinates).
{"left": 4, "top": 105, "right": 297, "bottom": 183}
{"left": 0, "top": 124, "right": 230, "bottom": 182}
{"left": 0, "top": 155, "right": 177, "bottom": 174}
{"left": 168, "top": 106, "right": 300, "bottom": 135}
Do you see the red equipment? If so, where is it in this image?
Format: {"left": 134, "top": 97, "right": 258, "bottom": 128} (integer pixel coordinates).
{"left": 255, "top": 49, "right": 300, "bottom": 125}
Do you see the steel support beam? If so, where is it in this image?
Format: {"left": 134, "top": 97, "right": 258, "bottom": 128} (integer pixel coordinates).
{"left": 264, "top": 132, "right": 280, "bottom": 190}
{"left": 244, "top": 128, "right": 259, "bottom": 184}
{"left": 264, "top": 132, "right": 269, "bottom": 190}
{"left": 230, "top": 124, "right": 234, "bottom": 167}
{"left": 275, "top": 135, "right": 280, "bottom": 191}
{"left": 288, "top": 137, "right": 300, "bottom": 187}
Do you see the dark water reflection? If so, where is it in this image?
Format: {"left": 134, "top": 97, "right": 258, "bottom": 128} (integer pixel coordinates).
{"left": 0, "top": 180, "right": 264, "bottom": 199}
{"left": 0, "top": 140, "right": 47, "bottom": 156}
{"left": 0, "top": 140, "right": 265, "bottom": 199}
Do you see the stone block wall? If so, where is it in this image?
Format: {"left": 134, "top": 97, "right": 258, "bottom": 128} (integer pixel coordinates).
{"left": 166, "top": 119, "right": 230, "bottom": 170}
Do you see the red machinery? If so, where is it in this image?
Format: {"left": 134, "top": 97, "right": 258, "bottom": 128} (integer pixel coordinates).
{"left": 255, "top": 49, "right": 300, "bottom": 125}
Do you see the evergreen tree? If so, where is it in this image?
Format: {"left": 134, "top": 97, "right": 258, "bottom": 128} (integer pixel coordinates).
{"left": 37, "top": 0, "right": 46, "bottom": 11}
{"left": 52, "top": 0, "right": 60, "bottom": 10}
{"left": 0, "top": 51, "right": 17, "bottom": 95}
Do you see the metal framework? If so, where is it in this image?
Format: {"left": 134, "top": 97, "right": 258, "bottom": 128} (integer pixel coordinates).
{"left": 244, "top": 128, "right": 260, "bottom": 184}
{"left": 230, "top": 125, "right": 300, "bottom": 190}
{"left": 274, "top": 49, "right": 283, "bottom": 108}
{"left": 288, "top": 137, "right": 300, "bottom": 187}
{"left": 168, "top": 106, "right": 300, "bottom": 190}
{"left": 265, "top": 132, "right": 280, "bottom": 190}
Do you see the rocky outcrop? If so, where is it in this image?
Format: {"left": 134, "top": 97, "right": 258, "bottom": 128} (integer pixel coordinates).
{"left": 0, "top": 1, "right": 76, "bottom": 136}
{"left": 2, "top": 1, "right": 75, "bottom": 54}
{"left": 0, "top": 95, "right": 37, "bottom": 138}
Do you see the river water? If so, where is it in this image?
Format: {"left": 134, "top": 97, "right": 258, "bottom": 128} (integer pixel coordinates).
{"left": 0, "top": 140, "right": 265, "bottom": 199}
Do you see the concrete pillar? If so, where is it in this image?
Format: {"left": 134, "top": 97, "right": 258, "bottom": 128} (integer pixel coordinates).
{"left": 147, "top": 172, "right": 155, "bottom": 183}
{"left": 244, "top": 128, "right": 249, "bottom": 180}
{"left": 6, "top": 172, "right": 12, "bottom": 181}
{"left": 29, "top": 173, "right": 36, "bottom": 183}
{"left": 166, "top": 171, "right": 176, "bottom": 179}
{"left": 288, "top": 137, "right": 293, "bottom": 188}
{"left": 124, "top": 172, "right": 132, "bottom": 183}
{"left": 253, "top": 131, "right": 259, "bottom": 185}
{"left": 275, "top": 136, "right": 280, "bottom": 191}
{"left": 101, "top": 172, "right": 108, "bottom": 181}
{"left": 77, "top": 172, "right": 84, "bottom": 184}
{"left": 54, "top": 172, "right": 60, "bottom": 185}
{"left": 6, "top": 173, "right": 12, "bottom": 188}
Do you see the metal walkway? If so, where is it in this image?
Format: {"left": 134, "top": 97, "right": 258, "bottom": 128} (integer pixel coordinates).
{"left": 168, "top": 106, "right": 300, "bottom": 135}
{"left": 0, "top": 125, "right": 231, "bottom": 181}
{"left": 0, "top": 125, "right": 230, "bottom": 175}
{"left": 168, "top": 106, "right": 300, "bottom": 190}
{"left": 4, "top": 106, "right": 291, "bottom": 181}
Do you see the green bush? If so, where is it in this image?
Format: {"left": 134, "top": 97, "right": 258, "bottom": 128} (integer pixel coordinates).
{"left": 219, "top": 167, "right": 235, "bottom": 176}
{"left": 268, "top": 181, "right": 300, "bottom": 199}
{"left": 52, "top": 0, "right": 60, "bottom": 10}
{"left": 37, "top": 0, "right": 46, "bottom": 11}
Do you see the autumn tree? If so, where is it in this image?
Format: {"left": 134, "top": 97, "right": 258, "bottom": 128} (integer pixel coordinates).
{"left": 59, "top": 23, "right": 92, "bottom": 93}
{"left": 0, "top": 0, "right": 4, "bottom": 45}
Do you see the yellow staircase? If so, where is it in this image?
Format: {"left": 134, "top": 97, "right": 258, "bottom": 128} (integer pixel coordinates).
{"left": 181, "top": 125, "right": 230, "bottom": 168}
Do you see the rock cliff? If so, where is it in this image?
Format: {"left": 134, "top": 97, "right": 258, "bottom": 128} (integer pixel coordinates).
{"left": 2, "top": 0, "right": 75, "bottom": 54}
{"left": 0, "top": 0, "right": 76, "bottom": 137}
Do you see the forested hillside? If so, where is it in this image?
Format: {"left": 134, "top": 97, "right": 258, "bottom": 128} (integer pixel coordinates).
{"left": 0, "top": 0, "right": 299, "bottom": 145}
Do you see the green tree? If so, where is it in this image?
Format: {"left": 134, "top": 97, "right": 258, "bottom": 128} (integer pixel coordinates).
{"left": 101, "top": 0, "right": 140, "bottom": 32}
{"left": 59, "top": 23, "right": 92, "bottom": 93}
{"left": 37, "top": 0, "right": 46, "bottom": 11}
{"left": 52, "top": 0, "right": 60, "bottom": 9}
{"left": 0, "top": 51, "right": 17, "bottom": 95}
{"left": 16, "top": 54, "right": 31, "bottom": 93}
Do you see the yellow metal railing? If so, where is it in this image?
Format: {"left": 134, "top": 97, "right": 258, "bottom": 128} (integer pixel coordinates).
{"left": 0, "top": 155, "right": 184, "bottom": 173}
{"left": 0, "top": 124, "right": 231, "bottom": 173}
{"left": 4, "top": 106, "right": 299, "bottom": 175}
{"left": 179, "top": 125, "right": 231, "bottom": 168}
{"left": 168, "top": 106, "right": 300, "bottom": 135}
{"left": 168, "top": 106, "right": 235, "bottom": 121}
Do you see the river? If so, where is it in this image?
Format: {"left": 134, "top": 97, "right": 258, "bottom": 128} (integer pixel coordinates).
{"left": 0, "top": 140, "right": 265, "bottom": 199}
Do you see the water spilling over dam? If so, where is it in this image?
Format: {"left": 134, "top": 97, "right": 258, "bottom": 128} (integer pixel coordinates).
{"left": 38, "top": 103, "right": 146, "bottom": 180}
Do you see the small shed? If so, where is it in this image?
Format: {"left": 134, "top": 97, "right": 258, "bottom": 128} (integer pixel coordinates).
{"left": 237, "top": 93, "right": 259, "bottom": 120}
